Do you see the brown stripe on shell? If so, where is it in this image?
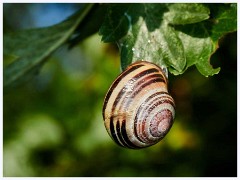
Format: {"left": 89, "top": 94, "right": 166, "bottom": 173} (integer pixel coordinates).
{"left": 110, "top": 68, "right": 160, "bottom": 113}
{"left": 102, "top": 63, "right": 144, "bottom": 120}
{"left": 109, "top": 68, "right": 167, "bottom": 148}
{"left": 133, "top": 92, "right": 174, "bottom": 143}
{"left": 136, "top": 97, "right": 175, "bottom": 143}
{"left": 102, "top": 61, "right": 175, "bottom": 149}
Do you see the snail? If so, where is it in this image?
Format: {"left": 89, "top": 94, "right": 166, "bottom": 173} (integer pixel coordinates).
{"left": 102, "top": 61, "right": 175, "bottom": 149}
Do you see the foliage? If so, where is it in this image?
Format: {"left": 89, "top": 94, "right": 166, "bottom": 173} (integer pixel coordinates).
{"left": 3, "top": 3, "right": 237, "bottom": 89}
{"left": 3, "top": 4, "right": 94, "bottom": 89}
{"left": 99, "top": 3, "right": 237, "bottom": 76}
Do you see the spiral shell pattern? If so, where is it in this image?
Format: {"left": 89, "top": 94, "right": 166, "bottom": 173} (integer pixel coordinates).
{"left": 102, "top": 61, "right": 175, "bottom": 149}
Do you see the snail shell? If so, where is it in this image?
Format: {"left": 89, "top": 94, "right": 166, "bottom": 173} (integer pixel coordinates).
{"left": 102, "top": 61, "right": 175, "bottom": 149}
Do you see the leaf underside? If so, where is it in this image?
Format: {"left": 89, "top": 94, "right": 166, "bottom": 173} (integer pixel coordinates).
{"left": 99, "top": 3, "right": 237, "bottom": 77}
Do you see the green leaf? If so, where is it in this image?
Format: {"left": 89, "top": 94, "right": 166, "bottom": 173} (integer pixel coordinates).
{"left": 68, "top": 4, "right": 108, "bottom": 48}
{"left": 194, "top": 3, "right": 237, "bottom": 76}
{"left": 208, "top": 3, "right": 237, "bottom": 42}
{"left": 99, "top": 4, "right": 132, "bottom": 42}
{"left": 174, "top": 3, "right": 237, "bottom": 76}
{"left": 164, "top": 3, "right": 210, "bottom": 25}
{"left": 99, "top": 4, "right": 186, "bottom": 73}
{"left": 99, "top": 3, "right": 237, "bottom": 77}
{"left": 3, "top": 54, "right": 19, "bottom": 68}
{"left": 3, "top": 4, "right": 94, "bottom": 89}
{"left": 173, "top": 22, "right": 220, "bottom": 76}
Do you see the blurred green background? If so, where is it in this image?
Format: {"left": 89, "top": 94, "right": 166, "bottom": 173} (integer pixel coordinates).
{"left": 3, "top": 3, "right": 237, "bottom": 177}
